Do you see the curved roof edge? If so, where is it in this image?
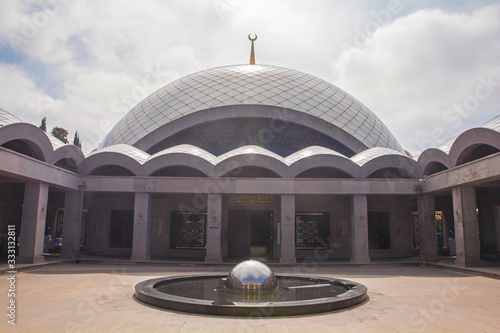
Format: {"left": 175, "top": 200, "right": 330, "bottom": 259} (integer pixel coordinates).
{"left": 81, "top": 143, "right": 415, "bottom": 178}
{"left": 417, "top": 115, "right": 500, "bottom": 176}
{"left": 0, "top": 121, "right": 84, "bottom": 171}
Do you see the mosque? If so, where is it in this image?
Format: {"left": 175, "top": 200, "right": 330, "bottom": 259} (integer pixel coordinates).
{"left": 1, "top": 36, "right": 499, "bottom": 266}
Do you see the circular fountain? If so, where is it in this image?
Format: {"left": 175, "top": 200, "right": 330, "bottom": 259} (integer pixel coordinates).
{"left": 134, "top": 260, "right": 367, "bottom": 316}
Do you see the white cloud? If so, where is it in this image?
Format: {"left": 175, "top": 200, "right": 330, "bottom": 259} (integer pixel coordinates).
{"left": 0, "top": 64, "right": 64, "bottom": 125}
{"left": 0, "top": 0, "right": 498, "bottom": 155}
{"left": 336, "top": 4, "right": 500, "bottom": 154}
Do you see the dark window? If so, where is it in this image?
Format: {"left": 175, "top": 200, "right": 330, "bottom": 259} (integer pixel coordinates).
{"left": 109, "top": 210, "right": 134, "bottom": 248}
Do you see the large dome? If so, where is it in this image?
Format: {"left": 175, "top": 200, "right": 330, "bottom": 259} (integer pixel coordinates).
{"left": 100, "top": 64, "right": 403, "bottom": 154}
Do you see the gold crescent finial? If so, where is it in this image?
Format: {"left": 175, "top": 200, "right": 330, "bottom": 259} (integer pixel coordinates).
{"left": 248, "top": 33, "right": 257, "bottom": 65}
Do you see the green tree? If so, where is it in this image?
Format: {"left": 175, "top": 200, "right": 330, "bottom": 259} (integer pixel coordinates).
{"left": 39, "top": 117, "right": 47, "bottom": 132}
{"left": 73, "top": 131, "right": 82, "bottom": 148}
{"left": 51, "top": 127, "right": 69, "bottom": 144}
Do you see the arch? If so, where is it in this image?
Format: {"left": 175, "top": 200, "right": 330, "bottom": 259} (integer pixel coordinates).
{"left": 89, "top": 165, "right": 136, "bottom": 176}
{"left": 134, "top": 105, "right": 368, "bottom": 156}
{"left": 367, "top": 167, "right": 414, "bottom": 179}
{"left": 422, "top": 162, "right": 448, "bottom": 177}
{"left": 143, "top": 154, "right": 214, "bottom": 177}
{"left": 82, "top": 152, "right": 142, "bottom": 176}
{"left": 455, "top": 144, "right": 500, "bottom": 166}
{"left": 51, "top": 145, "right": 85, "bottom": 173}
{"left": 417, "top": 148, "right": 451, "bottom": 177}
{"left": 295, "top": 167, "right": 354, "bottom": 178}
{"left": 0, "top": 123, "right": 54, "bottom": 162}
{"left": 146, "top": 115, "right": 357, "bottom": 158}
{"left": 215, "top": 153, "right": 288, "bottom": 178}
{"left": 448, "top": 128, "right": 500, "bottom": 167}
{"left": 361, "top": 155, "right": 418, "bottom": 178}
{"left": 2, "top": 139, "right": 46, "bottom": 161}
{"left": 54, "top": 158, "right": 80, "bottom": 173}
{"left": 288, "top": 154, "right": 360, "bottom": 178}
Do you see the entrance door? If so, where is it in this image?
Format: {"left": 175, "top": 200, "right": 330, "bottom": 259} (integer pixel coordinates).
{"left": 368, "top": 212, "right": 390, "bottom": 249}
{"left": 250, "top": 211, "right": 273, "bottom": 259}
{"left": 228, "top": 210, "right": 250, "bottom": 259}
{"left": 227, "top": 210, "right": 273, "bottom": 259}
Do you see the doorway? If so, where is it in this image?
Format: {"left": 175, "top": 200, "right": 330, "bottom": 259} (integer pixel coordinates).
{"left": 368, "top": 212, "right": 390, "bottom": 249}
{"left": 227, "top": 210, "right": 273, "bottom": 260}
{"left": 250, "top": 211, "right": 273, "bottom": 259}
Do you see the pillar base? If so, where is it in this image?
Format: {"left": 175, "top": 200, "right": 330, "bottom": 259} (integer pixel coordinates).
{"left": 60, "top": 252, "right": 80, "bottom": 260}
{"left": 130, "top": 254, "right": 150, "bottom": 262}
{"left": 418, "top": 255, "right": 439, "bottom": 263}
{"left": 17, "top": 255, "right": 45, "bottom": 264}
{"left": 455, "top": 258, "right": 482, "bottom": 267}
{"left": 205, "top": 257, "right": 222, "bottom": 264}
{"left": 280, "top": 258, "right": 296, "bottom": 264}
{"left": 350, "top": 256, "right": 370, "bottom": 264}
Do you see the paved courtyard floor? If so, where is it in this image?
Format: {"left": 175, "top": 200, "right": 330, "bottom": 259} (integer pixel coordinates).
{"left": 1, "top": 261, "right": 500, "bottom": 332}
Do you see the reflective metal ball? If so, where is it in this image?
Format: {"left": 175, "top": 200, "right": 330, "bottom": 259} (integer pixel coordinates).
{"left": 225, "top": 260, "right": 278, "bottom": 291}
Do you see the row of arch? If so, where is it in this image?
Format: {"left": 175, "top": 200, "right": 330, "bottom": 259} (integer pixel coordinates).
{"left": 1, "top": 122, "right": 500, "bottom": 179}
{"left": 417, "top": 126, "right": 500, "bottom": 176}
{"left": 83, "top": 144, "right": 417, "bottom": 178}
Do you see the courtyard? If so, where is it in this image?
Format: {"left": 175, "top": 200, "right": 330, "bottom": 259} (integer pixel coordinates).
{"left": 1, "top": 259, "right": 499, "bottom": 332}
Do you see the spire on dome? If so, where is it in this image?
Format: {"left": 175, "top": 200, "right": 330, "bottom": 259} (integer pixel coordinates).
{"left": 248, "top": 33, "right": 257, "bottom": 65}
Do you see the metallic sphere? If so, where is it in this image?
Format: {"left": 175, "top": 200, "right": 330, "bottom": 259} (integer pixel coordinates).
{"left": 225, "top": 260, "right": 277, "bottom": 291}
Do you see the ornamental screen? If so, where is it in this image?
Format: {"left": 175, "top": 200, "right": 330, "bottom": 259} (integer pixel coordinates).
{"left": 170, "top": 212, "right": 207, "bottom": 249}
{"left": 295, "top": 213, "right": 330, "bottom": 249}
{"left": 412, "top": 211, "right": 445, "bottom": 249}
{"left": 54, "top": 209, "right": 88, "bottom": 247}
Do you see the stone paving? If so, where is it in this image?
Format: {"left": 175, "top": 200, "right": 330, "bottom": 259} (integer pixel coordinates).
{"left": 1, "top": 262, "right": 500, "bottom": 332}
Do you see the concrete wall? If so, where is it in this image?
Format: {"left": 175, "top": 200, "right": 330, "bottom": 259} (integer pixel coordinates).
{"left": 367, "top": 195, "right": 418, "bottom": 258}
{"left": 83, "top": 192, "right": 135, "bottom": 256}
{"left": 149, "top": 194, "right": 207, "bottom": 259}
{"left": 295, "top": 195, "right": 351, "bottom": 260}
{"left": 0, "top": 183, "right": 24, "bottom": 256}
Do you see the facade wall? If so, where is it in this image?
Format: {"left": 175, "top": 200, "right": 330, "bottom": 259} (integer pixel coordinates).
{"left": 0, "top": 183, "right": 24, "bottom": 256}
{"left": 295, "top": 195, "right": 351, "bottom": 260}
{"left": 367, "top": 196, "right": 418, "bottom": 258}
{"left": 83, "top": 192, "right": 135, "bottom": 256}
{"left": 149, "top": 194, "right": 208, "bottom": 259}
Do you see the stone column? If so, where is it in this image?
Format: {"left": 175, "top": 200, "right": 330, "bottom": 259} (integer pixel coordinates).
{"left": 280, "top": 194, "right": 296, "bottom": 264}
{"left": 60, "top": 190, "right": 83, "bottom": 259}
{"left": 131, "top": 192, "right": 151, "bottom": 261}
{"left": 205, "top": 194, "right": 222, "bottom": 263}
{"left": 350, "top": 194, "right": 370, "bottom": 263}
{"left": 452, "top": 185, "right": 481, "bottom": 267}
{"left": 18, "top": 182, "right": 49, "bottom": 264}
{"left": 418, "top": 194, "right": 438, "bottom": 262}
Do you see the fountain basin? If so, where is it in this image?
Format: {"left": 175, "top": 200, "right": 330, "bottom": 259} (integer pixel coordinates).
{"left": 135, "top": 274, "right": 368, "bottom": 316}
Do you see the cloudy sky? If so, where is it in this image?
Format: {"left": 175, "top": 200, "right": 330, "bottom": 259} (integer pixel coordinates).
{"left": 0, "top": 0, "right": 499, "bottom": 155}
